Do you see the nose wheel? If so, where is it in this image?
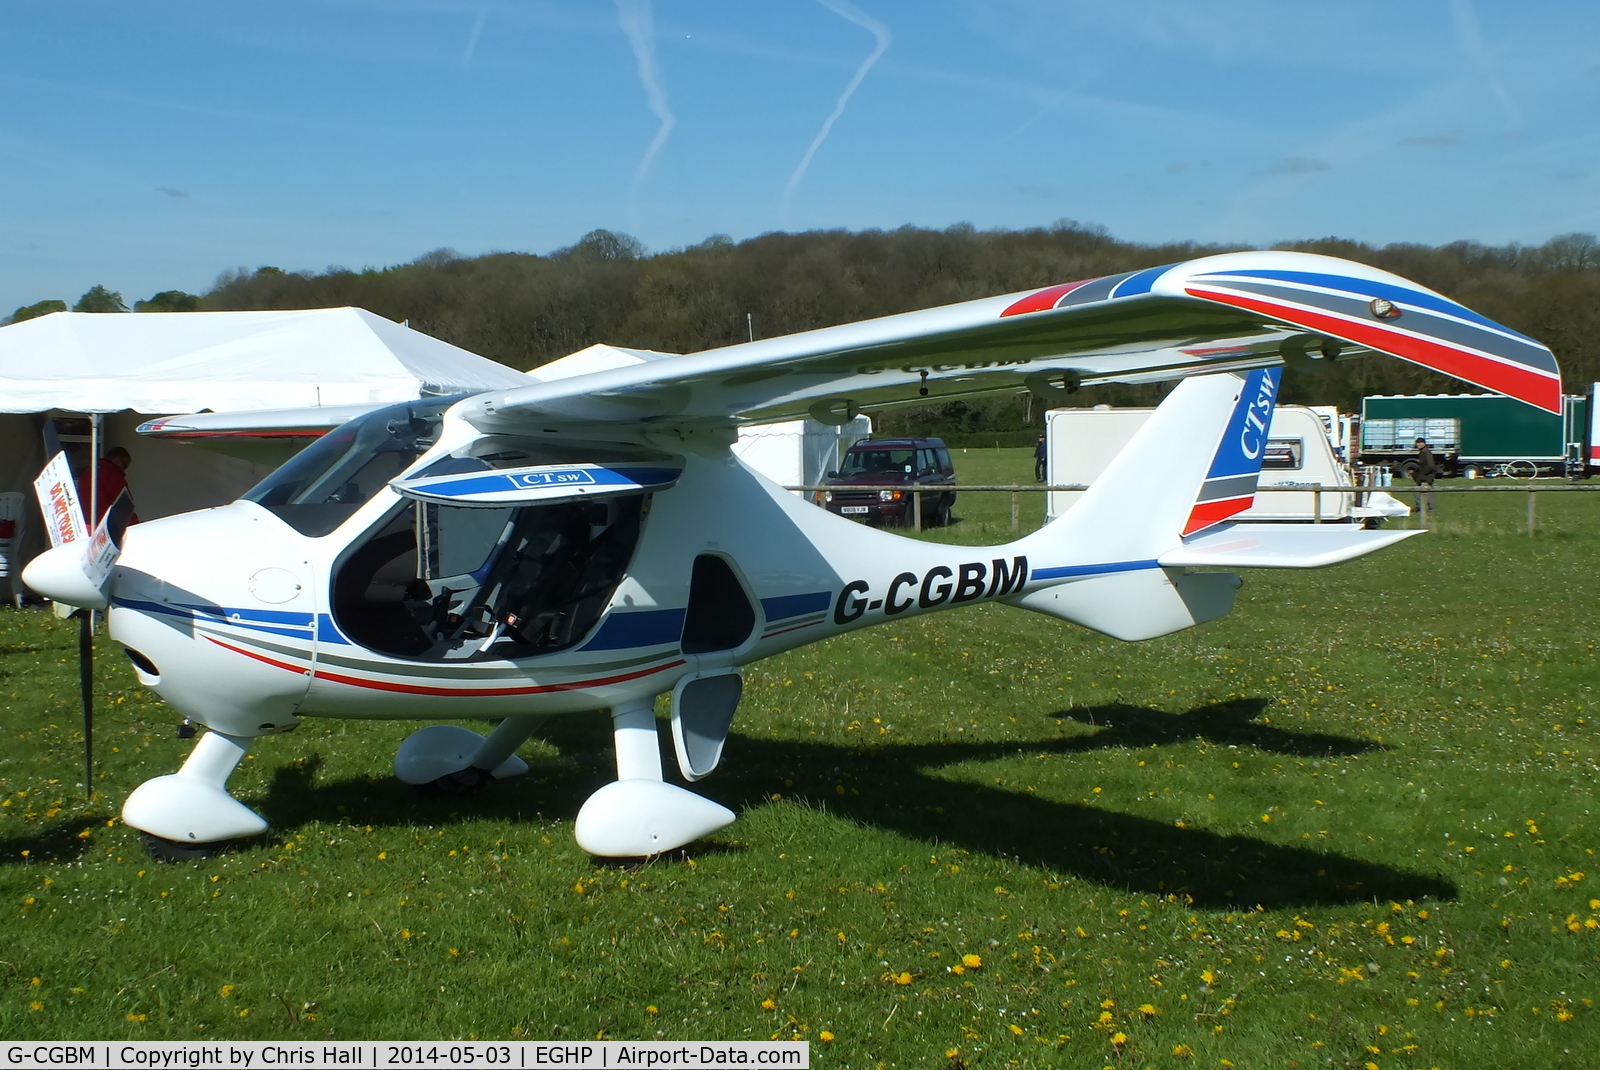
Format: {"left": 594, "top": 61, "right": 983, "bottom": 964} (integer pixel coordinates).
{"left": 139, "top": 831, "right": 226, "bottom": 864}
{"left": 121, "top": 730, "right": 268, "bottom": 860}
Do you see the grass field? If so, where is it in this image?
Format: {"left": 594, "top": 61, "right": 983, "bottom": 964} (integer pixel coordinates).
{"left": 3, "top": 448, "right": 1599, "bottom": 1067}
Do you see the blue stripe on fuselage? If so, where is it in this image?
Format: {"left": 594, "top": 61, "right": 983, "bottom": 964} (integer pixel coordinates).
{"left": 1030, "top": 559, "right": 1159, "bottom": 582}
{"left": 760, "top": 591, "right": 831, "bottom": 621}
{"left": 580, "top": 607, "right": 687, "bottom": 651}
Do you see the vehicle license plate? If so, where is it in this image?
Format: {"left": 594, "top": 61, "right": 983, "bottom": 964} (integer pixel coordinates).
{"left": 841, "top": 506, "right": 869, "bottom": 515}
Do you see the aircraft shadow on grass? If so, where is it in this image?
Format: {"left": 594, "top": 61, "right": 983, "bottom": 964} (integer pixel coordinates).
{"left": 238, "top": 696, "right": 1445, "bottom": 910}
{"left": 1, "top": 698, "right": 1453, "bottom": 909}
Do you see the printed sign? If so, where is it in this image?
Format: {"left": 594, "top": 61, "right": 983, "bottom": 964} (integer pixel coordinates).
{"left": 32, "top": 451, "right": 86, "bottom": 548}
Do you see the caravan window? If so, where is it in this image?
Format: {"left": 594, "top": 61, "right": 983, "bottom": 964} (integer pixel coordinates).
{"left": 1261, "top": 439, "right": 1304, "bottom": 470}
{"left": 244, "top": 396, "right": 464, "bottom": 537}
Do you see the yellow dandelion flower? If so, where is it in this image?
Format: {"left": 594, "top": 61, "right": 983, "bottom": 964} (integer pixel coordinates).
{"left": 944, "top": 1049, "right": 959, "bottom": 1059}
{"left": 1008, "top": 1024, "right": 1023, "bottom": 1035}
{"left": 1097, "top": 1011, "right": 1113, "bottom": 1024}
{"left": 1101, "top": 998, "right": 1116, "bottom": 1009}
{"left": 30, "top": 1002, "right": 44, "bottom": 1012}
{"left": 219, "top": 984, "right": 234, "bottom": 997}
{"left": 760, "top": 999, "right": 775, "bottom": 1010}
{"left": 646, "top": 1006, "right": 658, "bottom": 1015}
{"left": 1171, "top": 1044, "right": 1193, "bottom": 1057}
{"left": 125, "top": 1013, "right": 145, "bottom": 1022}
{"left": 1110, "top": 1031, "right": 1127, "bottom": 1046}
{"left": 1201, "top": 970, "right": 1215, "bottom": 985}
{"left": 962, "top": 954, "right": 982, "bottom": 969}
{"left": 1139, "top": 1003, "right": 1156, "bottom": 1016}
{"left": 892, "top": 972, "right": 913, "bottom": 986}
{"left": 950, "top": 965, "right": 965, "bottom": 975}
{"left": 238, "top": 1009, "right": 250, "bottom": 1018}
{"left": 377, "top": 852, "right": 387, "bottom": 860}
{"left": 819, "top": 1031, "right": 834, "bottom": 1042}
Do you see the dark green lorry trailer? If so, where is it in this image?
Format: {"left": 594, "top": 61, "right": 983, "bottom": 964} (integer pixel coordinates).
{"left": 1359, "top": 392, "right": 1591, "bottom": 477}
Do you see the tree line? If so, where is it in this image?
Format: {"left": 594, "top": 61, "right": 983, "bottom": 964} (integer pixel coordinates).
{"left": 12, "top": 223, "right": 1599, "bottom": 436}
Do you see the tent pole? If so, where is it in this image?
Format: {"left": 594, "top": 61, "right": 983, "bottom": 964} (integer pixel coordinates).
{"left": 89, "top": 413, "right": 100, "bottom": 527}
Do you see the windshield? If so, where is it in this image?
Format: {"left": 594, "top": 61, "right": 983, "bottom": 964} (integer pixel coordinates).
{"left": 243, "top": 396, "right": 463, "bottom": 537}
{"left": 841, "top": 448, "right": 914, "bottom": 476}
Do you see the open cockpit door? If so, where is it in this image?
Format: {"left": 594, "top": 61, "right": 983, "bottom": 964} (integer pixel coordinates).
{"left": 391, "top": 462, "right": 680, "bottom": 507}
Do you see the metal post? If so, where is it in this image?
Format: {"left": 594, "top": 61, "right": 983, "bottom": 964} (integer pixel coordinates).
{"left": 912, "top": 489, "right": 922, "bottom": 530}
{"left": 1010, "top": 490, "right": 1020, "bottom": 532}
{"left": 1528, "top": 491, "right": 1537, "bottom": 536}
{"left": 88, "top": 413, "right": 100, "bottom": 529}
{"left": 1312, "top": 485, "right": 1322, "bottom": 525}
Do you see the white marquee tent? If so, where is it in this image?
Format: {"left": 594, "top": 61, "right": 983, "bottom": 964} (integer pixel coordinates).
{"left": 0, "top": 308, "right": 530, "bottom": 593}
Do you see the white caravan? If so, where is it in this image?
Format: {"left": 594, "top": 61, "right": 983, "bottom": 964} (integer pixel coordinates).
{"left": 1045, "top": 405, "right": 1409, "bottom": 523}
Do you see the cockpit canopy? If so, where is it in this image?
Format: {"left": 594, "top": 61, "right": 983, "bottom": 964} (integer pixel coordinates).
{"left": 242, "top": 396, "right": 462, "bottom": 537}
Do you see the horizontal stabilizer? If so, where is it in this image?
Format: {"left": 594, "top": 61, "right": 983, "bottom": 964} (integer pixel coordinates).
{"left": 1158, "top": 523, "right": 1421, "bottom": 569}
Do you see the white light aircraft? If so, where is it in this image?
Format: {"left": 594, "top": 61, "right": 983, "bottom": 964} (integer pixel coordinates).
{"left": 22, "top": 251, "right": 1560, "bottom": 861}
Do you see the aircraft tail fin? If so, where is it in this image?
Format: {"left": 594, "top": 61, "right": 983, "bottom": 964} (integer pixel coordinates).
{"left": 1009, "top": 367, "right": 1408, "bottom": 641}
{"left": 1033, "top": 368, "right": 1280, "bottom": 560}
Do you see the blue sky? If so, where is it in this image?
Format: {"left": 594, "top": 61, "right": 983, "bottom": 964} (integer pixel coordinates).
{"left": 3, "top": 0, "right": 1597, "bottom": 313}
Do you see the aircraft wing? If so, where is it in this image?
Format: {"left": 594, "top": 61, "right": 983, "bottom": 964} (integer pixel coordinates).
{"left": 137, "top": 404, "right": 381, "bottom": 441}
{"left": 463, "top": 249, "right": 1561, "bottom": 436}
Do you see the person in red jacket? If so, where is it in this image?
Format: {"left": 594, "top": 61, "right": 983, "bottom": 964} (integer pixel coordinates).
{"left": 76, "top": 446, "right": 140, "bottom": 526}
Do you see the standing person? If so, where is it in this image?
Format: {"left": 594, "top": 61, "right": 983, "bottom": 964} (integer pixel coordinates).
{"left": 1033, "top": 433, "right": 1048, "bottom": 482}
{"left": 76, "top": 445, "right": 139, "bottom": 526}
{"left": 1411, "top": 437, "right": 1440, "bottom": 519}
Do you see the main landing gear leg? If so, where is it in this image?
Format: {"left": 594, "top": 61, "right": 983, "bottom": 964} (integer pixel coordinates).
{"left": 123, "top": 730, "right": 268, "bottom": 861}
{"left": 393, "top": 717, "right": 540, "bottom": 793}
{"left": 574, "top": 698, "right": 734, "bottom": 858}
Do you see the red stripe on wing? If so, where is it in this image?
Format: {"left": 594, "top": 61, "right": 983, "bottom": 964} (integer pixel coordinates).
{"left": 1186, "top": 286, "right": 1562, "bottom": 414}
{"left": 1000, "top": 280, "right": 1092, "bottom": 317}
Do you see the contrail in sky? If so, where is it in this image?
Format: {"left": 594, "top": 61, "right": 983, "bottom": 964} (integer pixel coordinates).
{"left": 463, "top": 8, "right": 487, "bottom": 68}
{"left": 784, "top": 0, "right": 891, "bottom": 208}
{"left": 615, "top": 0, "right": 676, "bottom": 195}
{"left": 1448, "top": 0, "right": 1523, "bottom": 132}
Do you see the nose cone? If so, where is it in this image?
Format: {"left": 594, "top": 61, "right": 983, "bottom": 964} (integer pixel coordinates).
{"left": 106, "top": 502, "right": 317, "bottom": 736}
{"left": 22, "top": 542, "right": 109, "bottom": 608}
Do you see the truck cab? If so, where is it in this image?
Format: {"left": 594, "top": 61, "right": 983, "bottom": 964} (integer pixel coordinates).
{"left": 822, "top": 437, "right": 956, "bottom": 529}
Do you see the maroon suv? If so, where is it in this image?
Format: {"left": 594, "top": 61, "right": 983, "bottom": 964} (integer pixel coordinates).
{"left": 822, "top": 437, "right": 956, "bottom": 529}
